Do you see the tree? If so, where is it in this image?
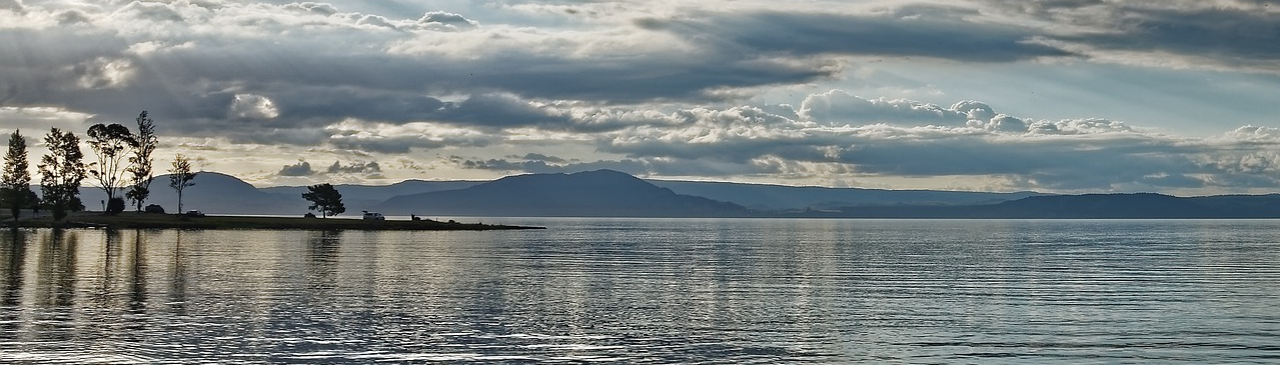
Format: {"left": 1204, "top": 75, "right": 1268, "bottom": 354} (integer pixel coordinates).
{"left": 168, "top": 153, "right": 197, "bottom": 213}
{"left": 126, "top": 111, "right": 158, "bottom": 211}
{"left": 302, "top": 183, "right": 345, "bottom": 218}
{"left": 24, "top": 190, "right": 39, "bottom": 217}
{"left": 86, "top": 123, "right": 137, "bottom": 214}
{"left": 2, "top": 130, "right": 32, "bottom": 220}
{"left": 38, "top": 128, "right": 87, "bottom": 221}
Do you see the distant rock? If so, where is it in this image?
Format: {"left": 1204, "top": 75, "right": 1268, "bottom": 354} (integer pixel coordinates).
{"left": 375, "top": 169, "right": 752, "bottom": 217}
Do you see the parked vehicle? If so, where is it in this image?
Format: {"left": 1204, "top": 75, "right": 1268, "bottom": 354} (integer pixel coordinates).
{"left": 362, "top": 211, "right": 385, "bottom": 220}
{"left": 184, "top": 210, "right": 205, "bottom": 217}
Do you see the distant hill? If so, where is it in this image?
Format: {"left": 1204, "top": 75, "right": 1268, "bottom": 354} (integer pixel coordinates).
{"left": 80, "top": 172, "right": 307, "bottom": 215}
{"left": 651, "top": 180, "right": 1043, "bottom": 211}
{"left": 794, "top": 193, "right": 1280, "bottom": 218}
{"left": 374, "top": 169, "right": 752, "bottom": 217}
{"left": 261, "top": 180, "right": 481, "bottom": 212}
{"left": 66, "top": 170, "right": 1280, "bottom": 219}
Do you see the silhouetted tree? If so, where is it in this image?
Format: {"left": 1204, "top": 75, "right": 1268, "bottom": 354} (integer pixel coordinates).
{"left": 106, "top": 197, "right": 125, "bottom": 215}
{"left": 126, "top": 111, "right": 158, "bottom": 211}
{"left": 302, "top": 183, "right": 345, "bottom": 218}
{"left": 168, "top": 153, "right": 196, "bottom": 213}
{"left": 24, "top": 190, "right": 39, "bottom": 217}
{"left": 38, "top": 128, "right": 87, "bottom": 221}
{"left": 1, "top": 130, "right": 32, "bottom": 220}
{"left": 87, "top": 123, "right": 136, "bottom": 214}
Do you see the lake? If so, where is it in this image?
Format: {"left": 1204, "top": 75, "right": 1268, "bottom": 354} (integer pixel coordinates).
{"left": 1, "top": 218, "right": 1279, "bottom": 363}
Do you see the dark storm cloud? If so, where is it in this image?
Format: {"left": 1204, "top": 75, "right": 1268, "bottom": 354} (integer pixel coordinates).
{"left": 0, "top": 1, "right": 1073, "bottom": 147}
{"left": 601, "top": 131, "right": 1215, "bottom": 191}
{"left": 436, "top": 49, "right": 836, "bottom": 104}
{"left": 228, "top": 128, "right": 332, "bottom": 147}
{"left": 482, "top": 159, "right": 649, "bottom": 175}
{"left": 0, "top": 9, "right": 832, "bottom": 142}
{"left": 984, "top": 0, "right": 1280, "bottom": 67}
{"left": 0, "top": 0, "right": 23, "bottom": 12}
{"left": 638, "top": 9, "right": 1073, "bottom": 62}
{"left": 268, "top": 87, "right": 446, "bottom": 124}
{"left": 1076, "top": 6, "right": 1280, "bottom": 61}
{"left": 433, "top": 93, "right": 570, "bottom": 128}
{"left": 456, "top": 156, "right": 756, "bottom": 178}
{"left": 0, "top": 29, "right": 128, "bottom": 104}
{"left": 6, "top": 1, "right": 1280, "bottom": 193}
{"left": 521, "top": 153, "right": 565, "bottom": 163}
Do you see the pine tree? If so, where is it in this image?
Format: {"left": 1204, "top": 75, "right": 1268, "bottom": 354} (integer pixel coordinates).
{"left": 1, "top": 130, "right": 32, "bottom": 220}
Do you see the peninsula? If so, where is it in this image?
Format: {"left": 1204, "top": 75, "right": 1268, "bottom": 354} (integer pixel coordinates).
{"left": 2, "top": 212, "right": 543, "bottom": 231}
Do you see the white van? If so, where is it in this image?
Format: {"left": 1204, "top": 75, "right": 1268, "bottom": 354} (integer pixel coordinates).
{"left": 362, "top": 211, "right": 385, "bottom": 220}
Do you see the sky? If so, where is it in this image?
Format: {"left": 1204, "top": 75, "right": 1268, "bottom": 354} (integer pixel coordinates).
{"left": 3, "top": 0, "right": 1280, "bottom": 194}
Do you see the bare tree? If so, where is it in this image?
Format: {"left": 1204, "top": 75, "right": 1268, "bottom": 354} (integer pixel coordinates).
{"left": 168, "top": 153, "right": 197, "bottom": 213}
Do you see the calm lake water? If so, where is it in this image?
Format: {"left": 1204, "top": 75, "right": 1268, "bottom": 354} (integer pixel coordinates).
{"left": 1, "top": 218, "right": 1279, "bottom": 364}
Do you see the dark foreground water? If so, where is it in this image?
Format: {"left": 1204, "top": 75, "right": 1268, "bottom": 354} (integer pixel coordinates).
{"left": 1, "top": 218, "right": 1278, "bottom": 363}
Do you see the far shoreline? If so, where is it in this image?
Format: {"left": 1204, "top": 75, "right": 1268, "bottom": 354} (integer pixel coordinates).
{"left": 0, "top": 211, "right": 545, "bottom": 231}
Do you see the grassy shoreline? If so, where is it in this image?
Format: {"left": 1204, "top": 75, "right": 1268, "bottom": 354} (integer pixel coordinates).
{"left": 1, "top": 212, "right": 544, "bottom": 231}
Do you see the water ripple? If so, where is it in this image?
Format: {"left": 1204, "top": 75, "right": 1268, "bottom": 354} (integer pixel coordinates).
{"left": 0, "top": 220, "right": 1278, "bottom": 363}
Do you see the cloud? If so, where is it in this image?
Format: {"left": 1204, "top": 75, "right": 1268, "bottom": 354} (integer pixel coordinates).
{"left": 521, "top": 153, "right": 565, "bottom": 163}
{"left": 984, "top": 0, "right": 1280, "bottom": 71}
{"left": 0, "top": 106, "right": 93, "bottom": 133}
{"left": 4, "top": 1, "right": 1280, "bottom": 194}
{"left": 383, "top": 25, "right": 839, "bottom": 103}
{"left": 454, "top": 156, "right": 652, "bottom": 176}
{"left": 638, "top": 9, "right": 1074, "bottom": 62}
{"left": 323, "top": 119, "right": 496, "bottom": 154}
{"left": 798, "top": 90, "right": 968, "bottom": 126}
{"left": 413, "top": 11, "right": 479, "bottom": 31}
{"left": 279, "top": 160, "right": 314, "bottom": 176}
{"left": 116, "top": 1, "right": 186, "bottom": 23}
{"left": 1224, "top": 125, "right": 1280, "bottom": 143}
{"left": 0, "top": 0, "right": 23, "bottom": 13}
{"left": 569, "top": 91, "right": 1274, "bottom": 192}
{"left": 327, "top": 161, "right": 381, "bottom": 174}
{"left": 433, "top": 93, "right": 571, "bottom": 128}
{"left": 230, "top": 94, "right": 280, "bottom": 120}
{"left": 279, "top": 159, "right": 383, "bottom": 177}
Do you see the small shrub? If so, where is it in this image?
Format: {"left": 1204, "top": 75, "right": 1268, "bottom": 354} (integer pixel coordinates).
{"left": 106, "top": 197, "right": 126, "bottom": 215}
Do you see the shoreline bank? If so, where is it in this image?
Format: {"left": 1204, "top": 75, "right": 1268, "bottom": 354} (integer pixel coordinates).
{"left": 1, "top": 212, "right": 544, "bottom": 231}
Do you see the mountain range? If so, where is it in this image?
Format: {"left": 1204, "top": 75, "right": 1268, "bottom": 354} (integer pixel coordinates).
{"left": 73, "top": 169, "right": 1280, "bottom": 218}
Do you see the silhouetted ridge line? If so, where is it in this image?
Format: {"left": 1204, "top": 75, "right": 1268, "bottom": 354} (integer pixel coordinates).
{"left": 796, "top": 192, "right": 1280, "bottom": 218}
{"left": 375, "top": 169, "right": 752, "bottom": 217}
{"left": 80, "top": 169, "right": 1280, "bottom": 218}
